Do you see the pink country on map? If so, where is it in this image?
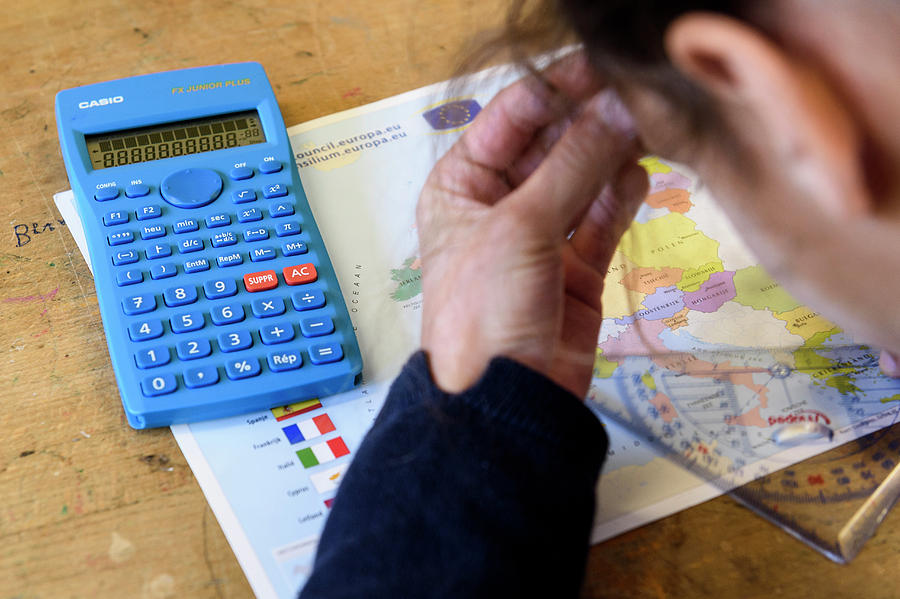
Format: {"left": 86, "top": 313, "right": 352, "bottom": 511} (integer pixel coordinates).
{"left": 682, "top": 271, "right": 737, "bottom": 313}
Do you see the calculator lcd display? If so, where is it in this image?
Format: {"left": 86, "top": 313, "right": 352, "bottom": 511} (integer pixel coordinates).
{"left": 84, "top": 110, "right": 266, "bottom": 170}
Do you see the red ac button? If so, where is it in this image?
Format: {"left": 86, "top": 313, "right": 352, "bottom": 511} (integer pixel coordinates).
{"left": 283, "top": 263, "right": 318, "bottom": 285}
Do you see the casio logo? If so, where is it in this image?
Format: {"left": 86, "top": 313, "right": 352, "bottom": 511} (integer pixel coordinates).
{"left": 78, "top": 96, "right": 124, "bottom": 109}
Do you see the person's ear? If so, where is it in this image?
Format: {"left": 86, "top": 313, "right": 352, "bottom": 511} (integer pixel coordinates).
{"left": 663, "top": 13, "right": 871, "bottom": 216}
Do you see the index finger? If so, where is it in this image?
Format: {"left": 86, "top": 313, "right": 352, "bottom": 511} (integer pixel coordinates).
{"left": 456, "top": 51, "right": 606, "bottom": 173}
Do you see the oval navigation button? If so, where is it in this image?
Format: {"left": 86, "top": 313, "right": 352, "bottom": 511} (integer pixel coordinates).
{"left": 160, "top": 168, "right": 223, "bottom": 209}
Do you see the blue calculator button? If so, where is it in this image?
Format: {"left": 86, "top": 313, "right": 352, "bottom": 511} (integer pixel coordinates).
{"left": 176, "top": 338, "right": 212, "bottom": 360}
{"left": 218, "top": 330, "right": 253, "bottom": 352}
{"left": 309, "top": 343, "right": 343, "bottom": 365}
{"left": 104, "top": 210, "right": 128, "bottom": 226}
{"left": 94, "top": 186, "right": 119, "bottom": 201}
{"left": 282, "top": 241, "right": 308, "bottom": 256}
{"left": 140, "top": 373, "right": 177, "bottom": 397}
{"left": 275, "top": 222, "right": 301, "bottom": 237}
{"left": 128, "top": 319, "right": 164, "bottom": 341}
{"left": 217, "top": 252, "right": 243, "bottom": 268}
{"left": 173, "top": 218, "right": 199, "bottom": 234}
{"left": 262, "top": 183, "right": 287, "bottom": 199}
{"left": 229, "top": 166, "right": 254, "bottom": 180}
{"left": 135, "top": 346, "right": 170, "bottom": 369}
{"left": 122, "top": 293, "right": 156, "bottom": 315}
{"left": 141, "top": 224, "right": 166, "bottom": 240}
{"left": 116, "top": 269, "right": 143, "bottom": 286}
{"left": 171, "top": 310, "right": 205, "bottom": 333}
{"left": 259, "top": 159, "right": 283, "bottom": 174}
{"left": 268, "top": 350, "right": 302, "bottom": 371}
{"left": 250, "top": 247, "right": 277, "bottom": 262}
{"left": 269, "top": 202, "right": 294, "bottom": 218}
{"left": 136, "top": 205, "right": 162, "bottom": 220}
{"left": 163, "top": 285, "right": 198, "bottom": 307}
{"left": 232, "top": 189, "right": 256, "bottom": 204}
{"left": 211, "top": 303, "right": 244, "bottom": 325}
{"left": 244, "top": 227, "right": 268, "bottom": 242}
{"left": 252, "top": 296, "right": 285, "bottom": 318}
{"left": 292, "top": 288, "right": 325, "bottom": 311}
{"left": 112, "top": 249, "right": 139, "bottom": 265}
{"left": 300, "top": 316, "right": 334, "bottom": 337}
{"left": 225, "top": 357, "right": 261, "bottom": 380}
{"left": 125, "top": 183, "right": 150, "bottom": 198}
{"left": 211, "top": 231, "right": 237, "bottom": 247}
{"left": 178, "top": 238, "right": 204, "bottom": 253}
{"left": 108, "top": 231, "right": 134, "bottom": 246}
{"left": 160, "top": 168, "right": 223, "bottom": 209}
{"left": 260, "top": 322, "right": 294, "bottom": 345}
{"left": 184, "top": 365, "right": 219, "bottom": 388}
{"left": 204, "top": 278, "right": 237, "bottom": 299}
{"left": 184, "top": 258, "right": 210, "bottom": 273}
{"left": 146, "top": 243, "right": 172, "bottom": 260}
{"left": 238, "top": 207, "right": 262, "bottom": 223}
{"left": 206, "top": 213, "right": 231, "bottom": 228}
{"left": 150, "top": 263, "right": 178, "bottom": 280}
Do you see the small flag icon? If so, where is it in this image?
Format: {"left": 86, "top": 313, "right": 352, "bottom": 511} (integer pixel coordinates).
{"left": 421, "top": 99, "right": 482, "bottom": 131}
{"left": 296, "top": 437, "right": 351, "bottom": 468}
{"left": 310, "top": 464, "right": 348, "bottom": 494}
{"left": 272, "top": 399, "right": 322, "bottom": 421}
{"left": 282, "top": 414, "right": 337, "bottom": 444}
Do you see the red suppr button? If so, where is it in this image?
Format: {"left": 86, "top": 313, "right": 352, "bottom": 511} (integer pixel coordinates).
{"left": 243, "top": 269, "right": 278, "bottom": 292}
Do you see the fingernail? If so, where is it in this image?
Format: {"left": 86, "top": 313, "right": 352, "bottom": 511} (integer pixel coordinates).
{"left": 588, "top": 89, "right": 638, "bottom": 140}
{"left": 881, "top": 350, "right": 900, "bottom": 378}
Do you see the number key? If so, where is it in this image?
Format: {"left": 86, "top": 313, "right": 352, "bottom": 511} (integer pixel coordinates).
{"left": 211, "top": 303, "right": 244, "bottom": 325}
{"left": 128, "top": 319, "right": 164, "bottom": 341}
{"left": 204, "top": 278, "right": 237, "bottom": 299}
{"left": 176, "top": 338, "right": 212, "bottom": 360}
{"left": 140, "top": 373, "right": 177, "bottom": 397}
{"left": 122, "top": 293, "right": 156, "bottom": 315}
{"left": 218, "top": 330, "right": 253, "bottom": 352}
{"left": 170, "top": 310, "right": 205, "bottom": 333}
{"left": 134, "top": 346, "right": 170, "bottom": 369}
{"left": 164, "top": 285, "right": 198, "bottom": 307}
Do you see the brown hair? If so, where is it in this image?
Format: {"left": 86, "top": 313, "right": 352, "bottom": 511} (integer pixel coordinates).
{"left": 462, "top": 0, "right": 757, "bottom": 139}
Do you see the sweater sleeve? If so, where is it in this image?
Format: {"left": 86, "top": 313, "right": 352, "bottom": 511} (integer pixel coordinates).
{"left": 298, "top": 351, "right": 608, "bottom": 599}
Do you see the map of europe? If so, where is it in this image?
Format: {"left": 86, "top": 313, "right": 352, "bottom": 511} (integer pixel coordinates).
{"left": 587, "top": 157, "right": 900, "bottom": 485}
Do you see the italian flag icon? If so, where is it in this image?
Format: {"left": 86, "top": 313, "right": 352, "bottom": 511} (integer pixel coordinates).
{"left": 296, "top": 437, "right": 350, "bottom": 468}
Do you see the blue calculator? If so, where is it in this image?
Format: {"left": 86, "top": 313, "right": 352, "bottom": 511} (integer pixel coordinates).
{"left": 55, "top": 63, "right": 362, "bottom": 429}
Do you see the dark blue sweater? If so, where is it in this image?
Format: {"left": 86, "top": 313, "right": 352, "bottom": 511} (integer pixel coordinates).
{"left": 299, "top": 351, "right": 608, "bottom": 598}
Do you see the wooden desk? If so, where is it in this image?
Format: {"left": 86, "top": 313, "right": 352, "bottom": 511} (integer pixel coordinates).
{"left": 2, "top": 1, "right": 897, "bottom": 597}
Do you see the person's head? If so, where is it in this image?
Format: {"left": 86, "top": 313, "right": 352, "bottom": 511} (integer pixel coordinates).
{"left": 501, "top": 0, "right": 900, "bottom": 358}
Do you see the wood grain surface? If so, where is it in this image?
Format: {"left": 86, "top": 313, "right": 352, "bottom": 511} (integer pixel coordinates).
{"left": 2, "top": 1, "right": 897, "bottom": 597}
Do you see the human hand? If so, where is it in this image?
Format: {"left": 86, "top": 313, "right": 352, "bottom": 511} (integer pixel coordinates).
{"left": 417, "top": 53, "right": 648, "bottom": 398}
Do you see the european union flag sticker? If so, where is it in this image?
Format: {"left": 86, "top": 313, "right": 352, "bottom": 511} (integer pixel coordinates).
{"left": 421, "top": 99, "right": 482, "bottom": 131}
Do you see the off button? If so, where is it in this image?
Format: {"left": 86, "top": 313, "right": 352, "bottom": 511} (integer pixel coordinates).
{"left": 243, "top": 269, "right": 278, "bottom": 292}
{"left": 160, "top": 168, "right": 223, "bottom": 208}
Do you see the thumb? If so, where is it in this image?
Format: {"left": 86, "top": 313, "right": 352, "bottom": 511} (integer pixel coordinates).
{"left": 507, "top": 90, "right": 638, "bottom": 238}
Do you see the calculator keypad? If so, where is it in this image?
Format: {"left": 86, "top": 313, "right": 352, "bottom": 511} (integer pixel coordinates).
{"left": 101, "top": 163, "right": 353, "bottom": 409}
